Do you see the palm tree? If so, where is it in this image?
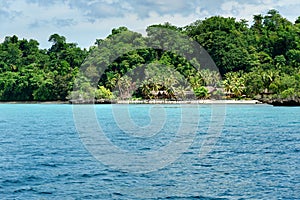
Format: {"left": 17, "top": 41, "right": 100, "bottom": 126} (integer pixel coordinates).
{"left": 232, "top": 77, "right": 245, "bottom": 98}
{"left": 261, "top": 69, "right": 279, "bottom": 94}
{"left": 174, "top": 85, "right": 187, "bottom": 100}
{"left": 223, "top": 71, "right": 245, "bottom": 98}
{"left": 200, "top": 69, "right": 221, "bottom": 86}
{"left": 105, "top": 72, "right": 119, "bottom": 90}
{"left": 141, "top": 80, "right": 152, "bottom": 99}
{"left": 223, "top": 78, "right": 233, "bottom": 96}
{"left": 189, "top": 75, "right": 202, "bottom": 89}
{"left": 117, "top": 75, "right": 132, "bottom": 99}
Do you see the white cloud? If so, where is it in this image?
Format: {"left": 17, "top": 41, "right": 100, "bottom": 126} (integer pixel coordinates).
{"left": 277, "top": 0, "right": 299, "bottom": 6}
{"left": 219, "top": 0, "right": 300, "bottom": 23}
{"left": 221, "top": 1, "right": 240, "bottom": 12}
{"left": 0, "top": 0, "right": 300, "bottom": 49}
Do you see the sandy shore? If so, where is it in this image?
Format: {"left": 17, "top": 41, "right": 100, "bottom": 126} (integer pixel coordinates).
{"left": 116, "top": 99, "right": 262, "bottom": 104}
{"left": 0, "top": 99, "right": 263, "bottom": 104}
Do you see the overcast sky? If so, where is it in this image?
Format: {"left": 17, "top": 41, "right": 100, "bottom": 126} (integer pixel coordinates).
{"left": 1, "top": 0, "right": 300, "bottom": 49}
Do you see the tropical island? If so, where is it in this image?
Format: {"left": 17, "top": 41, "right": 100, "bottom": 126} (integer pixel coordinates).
{"left": 1, "top": 10, "right": 300, "bottom": 105}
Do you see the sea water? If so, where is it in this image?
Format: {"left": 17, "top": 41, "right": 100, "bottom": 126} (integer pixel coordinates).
{"left": 0, "top": 104, "right": 299, "bottom": 199}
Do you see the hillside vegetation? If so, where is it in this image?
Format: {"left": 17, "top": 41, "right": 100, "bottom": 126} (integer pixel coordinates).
{"left": 1, "top": 10, "right": 300, "bottom": 101}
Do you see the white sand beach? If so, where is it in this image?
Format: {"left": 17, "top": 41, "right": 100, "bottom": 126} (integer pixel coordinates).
{"left": 116, "top": 99, "right": 262, "bottom": 104}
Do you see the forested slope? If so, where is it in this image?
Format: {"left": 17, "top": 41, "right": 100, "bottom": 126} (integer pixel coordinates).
{"left": 1, "top": 10, "right": 299, "bottom": 101}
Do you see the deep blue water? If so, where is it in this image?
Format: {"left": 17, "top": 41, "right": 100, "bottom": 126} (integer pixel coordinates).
{"left": 0, "top": 104, "right": 299, "bottom": 199}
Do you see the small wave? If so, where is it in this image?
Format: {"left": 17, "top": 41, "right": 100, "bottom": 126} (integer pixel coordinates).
{"left": 112, "top": 192, "right": 123, "bottom": 196}
{"left": 56, "top": 173, "right": 70, "bottom": 178}
{"left": 158, "top": 195, "right": 228, "bottom": 199}
{"left": 25, "top": 175, "right": 42, "bottom": 182}
{"left": 38, "top": 191, "right": 53, "bottom": 195}
{"left": 102, "top": 178, "right": 113, "bottom": 182}
{"left": 40, "top": 163, "right": 58, "bottom": 167}
{"left": 32, "top": 152, "right": 45, "bottom": 156}
{"left": 152, "top": 183, "right": 176, "bottom": 187}
{"left": 139, "top": 147, "right": 151, "bottom": 151}
{"left": 183, "top": 151, "right": 194, "bottom": 155}
{"left": 81, "top": 173, "right": 107, "bottom": 178}
{"left": 2, "top": 179, "right": 22, "bottom": 184}
{"left": 263, "top": 151, "right": 286, "bottom": 155}
{"left": 192, "top": 163, "right": 213, "bottom": 167}
{"left": 13, "top": 186, "right": 35, "bottom": 193}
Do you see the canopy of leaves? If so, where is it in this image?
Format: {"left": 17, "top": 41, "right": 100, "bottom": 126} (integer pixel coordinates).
{"left": 1, "top": 10, "right": 300, "bottom": 101}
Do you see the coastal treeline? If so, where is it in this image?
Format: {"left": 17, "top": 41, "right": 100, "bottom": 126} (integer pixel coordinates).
{"left": 1, "top": 10, "right": 300, "bottom": 101}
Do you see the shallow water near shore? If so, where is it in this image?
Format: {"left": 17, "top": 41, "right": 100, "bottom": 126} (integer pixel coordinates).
{"left": 0, "top": 104, "right": 299, "bottom": 199}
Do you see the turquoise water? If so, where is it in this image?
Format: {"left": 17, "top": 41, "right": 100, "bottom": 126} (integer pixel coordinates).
{"left": 0, "top": 104, "right": 299, "bottom": 199}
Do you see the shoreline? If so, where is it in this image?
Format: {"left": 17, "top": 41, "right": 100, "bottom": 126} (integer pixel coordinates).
{"left": 115, "top": 99, "right": 262, "bottom": 104}
{"left": 0, "top": 101, "right": 69, "bottom": 104}
{"left": 0, "top": 99, "right": 262, "bottom": 105}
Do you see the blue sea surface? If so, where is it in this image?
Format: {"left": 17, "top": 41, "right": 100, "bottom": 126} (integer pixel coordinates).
{"left": 0, "top": 104, "right": 299, "bottom": 199}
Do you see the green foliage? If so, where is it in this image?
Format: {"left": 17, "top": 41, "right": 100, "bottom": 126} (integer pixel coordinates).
{"left": 95, "top": 86, "right": 114, "bottom": 100}
{"left": 223, "top": 71, "right": 245, "bottom": 98}
{"left": 194, "top": 86, "right": 209, "bottom": 99}
{"left": 1, "top": 10, "right": 300, "bottom": 101}
{"left": 0, "top": 33, "right": 87, "bottom": 101}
